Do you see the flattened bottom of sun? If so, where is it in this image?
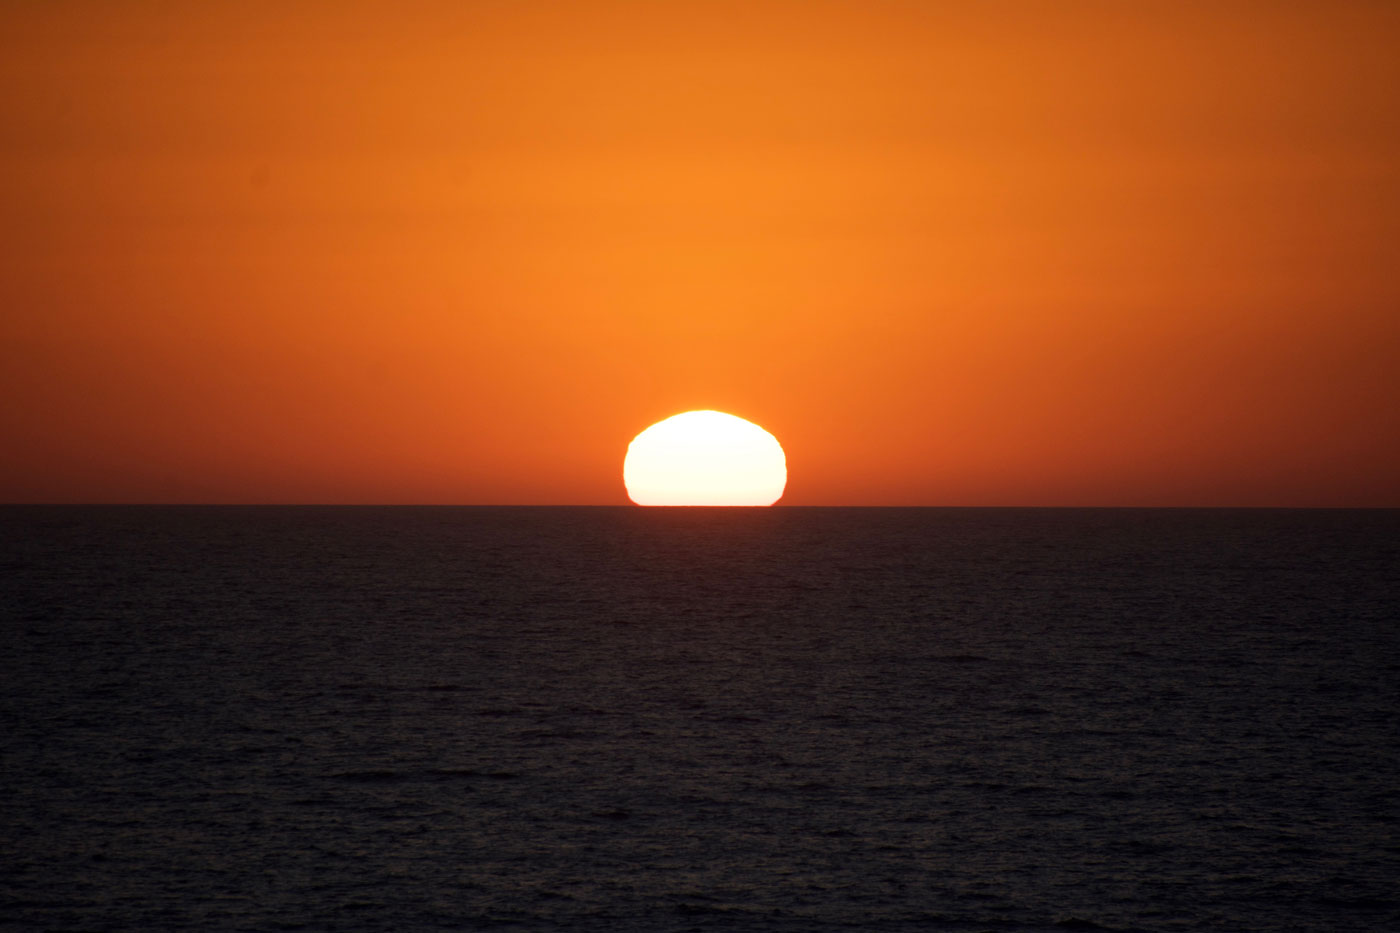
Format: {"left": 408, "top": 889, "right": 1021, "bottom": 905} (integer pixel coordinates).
{"left": 623, "top": 410, "right": 787, "bottom": 506}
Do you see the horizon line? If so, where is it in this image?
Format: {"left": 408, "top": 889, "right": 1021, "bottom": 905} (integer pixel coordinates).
{"left": 3, "top": 502, "right": 1396, "bottom": 510}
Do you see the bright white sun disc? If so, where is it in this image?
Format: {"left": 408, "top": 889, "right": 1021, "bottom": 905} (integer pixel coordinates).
{"left": 624, "top": 410, "right": 787, "bottom": 506}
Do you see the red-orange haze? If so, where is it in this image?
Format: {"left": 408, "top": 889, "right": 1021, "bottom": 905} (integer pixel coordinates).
{"left": 2, "top": 1, "right": 1398, "bottom": 505}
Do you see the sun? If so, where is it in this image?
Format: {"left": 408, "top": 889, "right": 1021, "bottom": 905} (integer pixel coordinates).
{"left": 624, "top": 410, "right": 787, "bottom": 506}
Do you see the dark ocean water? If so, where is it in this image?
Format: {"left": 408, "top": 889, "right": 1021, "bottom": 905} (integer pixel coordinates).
{"left": 2, "top": 506, "right": 1398, "bottom": 933}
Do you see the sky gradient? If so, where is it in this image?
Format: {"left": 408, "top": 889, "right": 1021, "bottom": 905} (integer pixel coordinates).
{"left": 3, "top": 1, "right": 1398, "bottom": 505}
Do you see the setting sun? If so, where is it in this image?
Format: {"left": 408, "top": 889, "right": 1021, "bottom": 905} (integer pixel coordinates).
{"left": 624, "top": 411, "right": 787, "bottom": 506}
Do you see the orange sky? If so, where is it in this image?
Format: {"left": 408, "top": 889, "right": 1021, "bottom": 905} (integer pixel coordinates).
{"left": 2, "top": 1, "right": 1398, "bottom": 505}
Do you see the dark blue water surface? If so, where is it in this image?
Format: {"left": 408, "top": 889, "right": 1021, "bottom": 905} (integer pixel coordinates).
{"left": 3, "top": 506, "right": 1398, "bottom": 932}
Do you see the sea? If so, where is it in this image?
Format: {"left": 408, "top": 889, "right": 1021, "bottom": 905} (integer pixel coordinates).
{"left": 2, "top": 506, "right": 1398, "bottom": 932}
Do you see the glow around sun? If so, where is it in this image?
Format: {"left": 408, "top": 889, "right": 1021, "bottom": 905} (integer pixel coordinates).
{"left": 624, "top": 410, "right": 787, "bottom": 506}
